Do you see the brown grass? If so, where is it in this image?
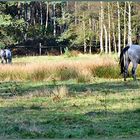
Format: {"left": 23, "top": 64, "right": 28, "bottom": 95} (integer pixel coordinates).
{"left": 0, "top": 55, "right": 122, "bottom": 81}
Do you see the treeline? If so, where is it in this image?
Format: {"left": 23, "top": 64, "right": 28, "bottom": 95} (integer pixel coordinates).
{"left": 0, "top": 1, "right": 140, "bottom": 55}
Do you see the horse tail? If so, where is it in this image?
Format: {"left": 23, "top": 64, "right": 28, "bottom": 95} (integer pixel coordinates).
{"left": 120, "top": 46, "right": 130, "bottom": 74}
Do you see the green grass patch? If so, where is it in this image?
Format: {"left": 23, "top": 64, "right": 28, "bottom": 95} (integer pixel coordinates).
{"left": 0, "top": 79, "right": 139, "bottom": 138}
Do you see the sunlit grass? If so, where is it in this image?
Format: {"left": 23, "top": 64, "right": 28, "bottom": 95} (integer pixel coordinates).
{"left": 0, "top": 79, "right": 139, "bottom": 138}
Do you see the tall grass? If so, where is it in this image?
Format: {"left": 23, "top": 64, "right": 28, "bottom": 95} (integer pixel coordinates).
{"left": 0, "top": 55, "right": 140, "bottom": 82}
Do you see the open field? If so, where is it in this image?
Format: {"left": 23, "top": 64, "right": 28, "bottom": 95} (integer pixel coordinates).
{"left": 0, "top": 54, "right": 139, "bottom": 138}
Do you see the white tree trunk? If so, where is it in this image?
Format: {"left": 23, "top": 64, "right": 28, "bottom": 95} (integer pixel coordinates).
{"left": 53, "top": 3, "right": 56, "bottom": 37}
{"left": 128, "top": 2, "right": 132, "bottom": 46}
{"left": 40, "top": 2, "right": 43, "bottom": 26}
{"left": 108, "top": 2, "right": 111, "bottom": 54}
{"left": 17, "top": 2, "right": 21, "bottom": 19}
{"left": 111, "top": 4, "right": 117, "bottom": 53}
{"left": 83, "top": 12, "right": 86, "bottom": 53}
{"left": 61, "top": 3, "right": 65, "bottom": 33}
{"left": 89, "top": 18, "right": 92, "bottom": 54}
{"left": 45, "top": 2, "right": 49, "bottom": 29}
{"left": 27, "top": 3, "right": 30, "bottom": 23}
{"left": 124, "top": 2, "right": 127, "bottom": 48}
{"left": 104, "top": 24, "right": 108, "bottom": 54}
{"left": 117, "top": 2, "right": 121, "bottom": 56}
{"left": 100, "top": 1, "right": 104, "bottom": 53}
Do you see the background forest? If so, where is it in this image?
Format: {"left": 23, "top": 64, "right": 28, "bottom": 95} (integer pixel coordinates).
{"left": 1, "top": 1, "right": 140, "bottom": 55}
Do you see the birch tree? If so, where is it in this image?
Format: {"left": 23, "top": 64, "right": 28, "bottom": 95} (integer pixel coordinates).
{"left": 100, "top": 1, "right": 104, "bottom": 53}
{"left": 108, "top": 2, "right": 111, "bottom": 53}
{"left": 83, "top": 12, "right": 87, "bottom": 53}
{"left": 104, "top": 24, "right": 108, "bottom": 53}
{"left": 53, "top": 2, "right": 56, "bottom": 37}
{"left": 89, "top": 17, "right": 92, "bottom": 54}
{"left": 45, "top": 2, "right": 49, "bottom": 29}
{"left": 124, "top": 2, "right": 127, "bottom": 48}
{"left": 128, "top": 1, "right": 132, "bottom": 46}
{"left": 111, "top": 3, "right": 117, "bottom": 53}
{"left": 117, "top": 2, "right": 121, "bottom": 56}
{"left": 40, "top": 2, "right": 43, "bottom": 26}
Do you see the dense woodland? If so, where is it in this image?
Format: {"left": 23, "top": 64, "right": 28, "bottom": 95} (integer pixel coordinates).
{"left": 0, "top": 1, "right": 140, "bottom": 55}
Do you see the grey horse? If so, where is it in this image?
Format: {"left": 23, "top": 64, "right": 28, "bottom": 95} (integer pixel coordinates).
{"left": 0, "top": 49, "right": 12, "bottom": 64}
{"left": 120, "top": 44, "right": 140, "bottom": 81}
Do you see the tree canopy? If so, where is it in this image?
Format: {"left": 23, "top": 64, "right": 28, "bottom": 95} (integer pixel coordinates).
{"left": 0, "top": 1, "right": 140, "bottom": 54}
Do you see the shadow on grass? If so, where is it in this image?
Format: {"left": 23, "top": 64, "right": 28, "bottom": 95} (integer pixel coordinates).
{"left": 0, "top": 79, "right": 140, "bottom": 98}
{"left": 0, "top": 105, "right": 139, "bottom": 138}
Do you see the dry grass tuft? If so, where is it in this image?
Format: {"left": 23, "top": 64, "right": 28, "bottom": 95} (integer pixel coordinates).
{"left": 52, "top": 86, "right": 69, "bottom": 99}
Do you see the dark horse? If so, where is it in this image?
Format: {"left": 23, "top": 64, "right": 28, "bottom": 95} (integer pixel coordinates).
{"left": 120, "top": 44, "right": 140, "bottom": 81}
{"left": 0, "top": 49, "right": 12, "bottom": 64}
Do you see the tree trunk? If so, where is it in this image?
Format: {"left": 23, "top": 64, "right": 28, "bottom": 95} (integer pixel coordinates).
{"left": 100, "top": 1, "right": 104, "bottom": 53}
{"left": 111, "top": 4, "right": 117, "bottom": 53}
{"left": 27, "top": 3, "right": 31, "bottom": 24}
{"left": 53, "top": 2, "right": 56, "bottom": 37}
{"left": 30, "top": 3, "right": 32, "bottom": 24}
{"left": 31, "top": 3, "right": 35, "bottom": 25}
{"left": 128, "top": 1, "right": 132, "bottom": 46}
{"left": 123, "top": 2, "right": 127, "bottom": 48}
{"left": 24, "top": 3, "right": 28, "bottom": 21}
{"left": 117, "top": 2, "right": 121, "bottom": 56}
{"left": 17, "top": 2, "right": 21, "bottom": 19}
{"left": 40, "top": 2, "right": 43, "bottom": 26}
{"left": 83, "top": 12, "right": 86, "bottom": 53}
{"left": 104, "top": 24, "right": 108, "bottom": 54}
{"left": 89, "top": 17, "right": 92, "bottom": 54}
{"left": 61, "top": 2, "right": 65, "bottom": 33}
{"left": 108, "top": 2, "right": 111, "bottom": 54}
{"left": 45, "top": 2, "right": 49, "bottom": 29}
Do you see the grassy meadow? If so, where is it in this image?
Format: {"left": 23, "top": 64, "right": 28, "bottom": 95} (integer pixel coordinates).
{"left": 0, "top": 54, "right": 140, "bottom": 139}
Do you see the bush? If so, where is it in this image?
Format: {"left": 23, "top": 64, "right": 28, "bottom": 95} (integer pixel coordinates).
{"left": 64, "top": 47, "right": 78, "bottom": 57}
{"left": 57, "top": 66, "right": 78, "bottom": 81}
{"left": 76, "top": 69, "right": 92, "bottom": 83}
{"left": 92, "top": 65, "right": 120, "bottom": 79}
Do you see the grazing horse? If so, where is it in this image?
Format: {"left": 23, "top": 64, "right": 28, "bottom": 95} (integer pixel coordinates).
{"left": 0, "top": 49, "right": 12, "bottom": 64}
{"left": 120, "top": 44, "right": 140, "bottom": 81}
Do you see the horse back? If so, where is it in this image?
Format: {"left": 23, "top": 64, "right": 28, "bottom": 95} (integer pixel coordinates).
{"left": 128, "top": 45, "right": 140, "bottom": 64}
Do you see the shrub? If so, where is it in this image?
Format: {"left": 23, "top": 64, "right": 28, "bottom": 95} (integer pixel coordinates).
{"left": 93, "top": 65, "right": 120, "bottom": 79}
{"left": 52, "top": 86, "right": 69, "bottom": 99}
{"left": 57, "top": 66, "right": 78, "bottom": 81}
{"left": 76, "top": 69, "right": 92, "bottom": 83}
{"left": 64, "top": 47, "right": 78, "bottom": 57}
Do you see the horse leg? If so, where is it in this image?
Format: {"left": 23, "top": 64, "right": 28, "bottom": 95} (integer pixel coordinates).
{"left": 132, "top": 63, "right": 138, "bottom": 80}
{"left": 5, "top": 58, "right": 7, "bottom": 64}
{"left": 8, "top": 58, "right": 11, "bottom": 64}
{"left": 124, "top": 62, "right": 129, "bottom": 81}
{"left": 1, "top": 59, "right": 3, "bottom": 64}
{"left": 1, "top": 57, "right": 5, "bottom": 64}
{"left": 7, "top": 58, "right": 9, "bottom": 64}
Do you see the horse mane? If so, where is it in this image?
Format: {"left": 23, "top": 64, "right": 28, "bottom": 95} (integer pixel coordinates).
{"left": 120, "top": 45, "right": 130, "bottom": 74}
